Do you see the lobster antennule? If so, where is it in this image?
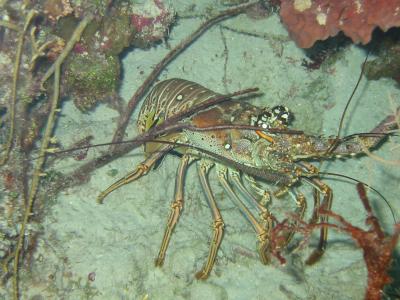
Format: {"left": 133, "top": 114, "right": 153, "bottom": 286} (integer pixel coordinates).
{"left": 328, "top": 134, "right": 389, "bottom": 157}
{"left": 329, "top": 106, "right": 399, "bottom": 157}
{"left": 291, "top": 106, "right": 398, "bottom": 161}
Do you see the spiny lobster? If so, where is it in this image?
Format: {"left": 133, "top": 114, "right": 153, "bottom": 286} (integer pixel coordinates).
{"left": 96, "top": 78, "right": 397, "bottom": 279}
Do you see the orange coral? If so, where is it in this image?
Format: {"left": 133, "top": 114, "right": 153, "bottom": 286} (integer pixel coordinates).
{"left": 280, "top": 0, "right": 400, "bottom": 48}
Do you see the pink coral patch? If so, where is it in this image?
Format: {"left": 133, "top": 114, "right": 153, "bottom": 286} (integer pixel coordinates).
{"left": 280, "top": 0, "right": 400, "bottom": 48}
{"left": 131, "top": 14, "right": 155, "bottom": 33}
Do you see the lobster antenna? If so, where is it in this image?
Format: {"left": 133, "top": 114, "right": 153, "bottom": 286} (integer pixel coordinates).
{"left": 328, "top": 51, "right": 370, "bottom": 154}
{"left": 30, "top": 87, "right": 260, "bottom": 160}
{"left": 319, "top": 171, "right": 397, "bottom": 223}
{"left": 30, "top": 123, "right": 302, "bottom": 161}
{"left": 337, "top": 52, "right": 370, "bottom": 139}
{"left": 341, "top": 132, "right": 396, "bottom": 140}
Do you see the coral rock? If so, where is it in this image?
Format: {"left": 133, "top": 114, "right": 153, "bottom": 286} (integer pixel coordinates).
{"left": 43, "top": 0, "right": 73, "bottom": 22}
{"left": 65, "top": 53, "right": 120, "bottom": 111}
{"left": 130, "top": 0, "right": 175, "bottom": 48}
{"left": 280, "top": 0, "right": 400, "bottom": 48}
{"left": 100, "top": 14, "right": 136, "bottom": 56}
{"left": 364, "top": 41, "right": 400, "bottom": 82}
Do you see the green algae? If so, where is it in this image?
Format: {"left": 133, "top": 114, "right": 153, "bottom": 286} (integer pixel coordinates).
{"left": 65, "top": 53, "right": 120, "bottom": 111}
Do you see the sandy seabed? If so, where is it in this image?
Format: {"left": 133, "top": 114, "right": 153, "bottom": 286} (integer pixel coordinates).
{"left": 12, "top": 1, "right": 400, "bottom": 299}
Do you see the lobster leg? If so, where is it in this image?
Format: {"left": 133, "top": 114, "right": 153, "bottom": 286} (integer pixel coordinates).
{"left": 305, "top": 179, "right": 332, "bottom": 265}
{"left": 300, "top": 163, "right": 333, "bottom": 265}
{"left": 274, "top": 190, "right": 307, "bottom": 251}
{"left": 97, "top": 144, "right": 173, "bottom": 203}
{"left": 229, "top": 170, "right": 271, "bottom": 221}
{"left": 155, "top": 154, "right": 192, "bottom": 267}
{"left": 242, "top": 174, "right": 272, "bottom": 207}
{"left": 309, "top": 188, "right": 321, "bottom": 224}
{"left": 230, "top": 170, "right": 306, "bottom": 255}
{"left": 217, "top": 165, "right": 273, "bottom": 265}
{"left": 196, "top": 160, "right": 225, "bottom": 280}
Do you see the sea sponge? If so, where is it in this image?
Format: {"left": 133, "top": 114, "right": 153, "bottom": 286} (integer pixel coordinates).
{"left": 280, "top": 0, "right": 400, "bottom": 48}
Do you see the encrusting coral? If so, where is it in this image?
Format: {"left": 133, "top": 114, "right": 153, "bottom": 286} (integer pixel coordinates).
{"left": 280, "top": 0, "right": 400, "bottom": 48}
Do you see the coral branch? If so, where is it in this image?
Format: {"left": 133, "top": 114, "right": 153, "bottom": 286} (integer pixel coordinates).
{"left": 317, "top": 183, "right": 400, "bottom": 300}
{"left": 12, "top": 16, "right": 92, "bottom": 300}
{"left": 0, "top": 10, "right": 37, "bottom": 166}
{"left": 280, "top": 0, "right": 400, "bottom": 48}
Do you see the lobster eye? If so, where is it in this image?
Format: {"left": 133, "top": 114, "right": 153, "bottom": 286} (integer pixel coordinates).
{"left": 271, "top": 105, "right": 291, "bottom": 125}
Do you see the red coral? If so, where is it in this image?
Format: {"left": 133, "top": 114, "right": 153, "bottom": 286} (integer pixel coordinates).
{"left": 280, "top": 0, "right": 400, "bottom": 48}
{"left": 73, "top": 42, "right": 87, "bottom": 54}
{"left": 131, "top": 15, "right": 155, "bottom": 33}
{"left": 319, "top": 184, "right": 400, "bottom": 300}
{"left": 282, "top": 182, "right": 400, "bottom": 299}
